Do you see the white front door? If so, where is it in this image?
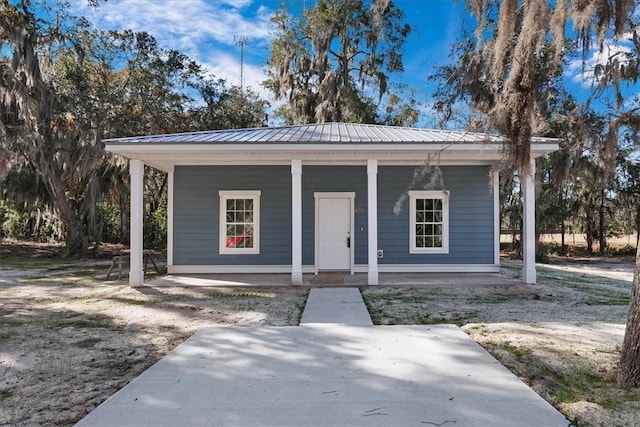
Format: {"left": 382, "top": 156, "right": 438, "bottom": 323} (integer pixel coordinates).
{"left": 317, "top": 197, "right": 351, "bottom": 271}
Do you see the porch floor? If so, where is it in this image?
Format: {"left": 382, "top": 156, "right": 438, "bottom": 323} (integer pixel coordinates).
{"left": 147, "top": 272, "right": 522, "bottom": 287}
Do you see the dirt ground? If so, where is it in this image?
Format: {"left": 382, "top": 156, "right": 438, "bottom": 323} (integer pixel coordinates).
{"left": 0, "top": 243, "right": 308, "bottom": 426}
{"left": 1, "top": 240, "right": 639, "bottom": 426}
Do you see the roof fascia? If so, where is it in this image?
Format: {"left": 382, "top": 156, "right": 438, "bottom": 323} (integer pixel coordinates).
{"left": 106, "top": 142, "right": 559, "bottom": 158}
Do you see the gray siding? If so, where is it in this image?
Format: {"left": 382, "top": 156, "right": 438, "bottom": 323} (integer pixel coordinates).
{"left": 173, "top": 166, "right": 291, "bottom": 265}
{"left": 173, "top": 164, "right": 494, "bottom": 266}
{"left": 378, "top": 166, "right": 494, "bottom": 264}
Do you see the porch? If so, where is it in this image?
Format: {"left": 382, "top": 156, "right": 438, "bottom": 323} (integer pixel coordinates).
{"left": 146, "top": 271, "right": 523, "bottom": 287}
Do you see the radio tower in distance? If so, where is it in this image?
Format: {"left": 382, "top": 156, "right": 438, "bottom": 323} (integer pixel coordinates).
{"left": 234, "top": 35, "right": 248, "bottom": 91}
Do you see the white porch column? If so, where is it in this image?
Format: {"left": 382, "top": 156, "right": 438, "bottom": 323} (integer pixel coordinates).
{"left": 167, "top": 167, "right": 174, "bottom": 268}
{"left": 291, "top": 160, "right": 303, "bottom": 286}
{"left": 522, "top": 158, "right": 536, "bottom": 284}
{"left": 367, "top": 159, "right": 379, "bottom": 285}
{"left": 129, "top": 159, "right": 144, "bottom": 287}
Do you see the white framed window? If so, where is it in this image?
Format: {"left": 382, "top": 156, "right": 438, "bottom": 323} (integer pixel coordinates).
{"left": 219, "top": 190, "right": 260, "bottom": 255}
{"left": 409, "top": 190, "right": 449, "bottom": 254}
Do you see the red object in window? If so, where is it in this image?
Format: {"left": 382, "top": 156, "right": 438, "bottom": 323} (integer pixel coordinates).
{"left": 226, "top": 234, "right": 250, "bottom": 248}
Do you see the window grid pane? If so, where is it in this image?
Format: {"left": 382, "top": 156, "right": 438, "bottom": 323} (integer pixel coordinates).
{"left": 225, "top": 198, "right": 255, "bottom": 248}
{"left": 415, "top": 197, "right": 444, "bottom": 248}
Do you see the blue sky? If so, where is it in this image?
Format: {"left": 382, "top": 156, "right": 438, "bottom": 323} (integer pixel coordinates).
{"left": 75, "top": 0, "right": 637, "bottom": 127}
{"left": 77, "top": 0, "right": 466, "bottom": 89}
{"left": 75, "top": 0, "right": 469, "bottom": 125}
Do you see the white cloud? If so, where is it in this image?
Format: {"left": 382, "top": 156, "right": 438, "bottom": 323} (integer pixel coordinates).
{"left": 220, "top": 0, "right": 253, "bottom": 7}
{"left": 566, "top": 38, "right": 633, "bottom": 88}
{"left": 82, "top": 0, "right": 274, "bottom": 46}
{"left": 200, "top": 51, "right": 268, "bottom": 94}
{"left": 75, "top": 0, "right": 276, "bottom": 95}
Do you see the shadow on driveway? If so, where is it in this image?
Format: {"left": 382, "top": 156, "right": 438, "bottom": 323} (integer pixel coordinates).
{"left": 76, "top": 325, "right": 569, "bottom": 427}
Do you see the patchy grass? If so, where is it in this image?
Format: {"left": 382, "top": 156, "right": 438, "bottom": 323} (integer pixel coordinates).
{"left": 468, "top": 294, "right": 518, "bottom": 303}
{"left": 362, "top": 296, "right": 387, "bottom": 324}
{"left": 369, "top": 291, "right": 433, "bottom": 304}
{"left": 484, "top": 340, "right": 639, "bottom": 411}
{"left": 0, "top": 258, "right": 49, "bottom": 269}
{"left": 581, "top": 294, "right": 630, "bottom": 306}
{"left": 0, "top": 256, "right": 87, "bottom": 270}
{"left": 532, "top": 265, "right": 631, "bottom": 308}
{"left": 500, "top": 262, "right": 522, "bottom": 272}
{"left": 54, "top": 318, "right": 119, "bottom": 330}
{"left": 111, "top": 297, "right": 159, "bottom": 306}
{"left": 535, "top": 266, "right": 629, "bottom": 289}
{"left": 293, "top": 292, "right": 309, "bottom": 324}
{"left": 202, "top": 290, "right": 277, "bottom": 298}
{"left": 362, "top": 292, "right": 478, "bottom": 326}
{"left": 411, "top": 315, "right": 474, "bottom": 326}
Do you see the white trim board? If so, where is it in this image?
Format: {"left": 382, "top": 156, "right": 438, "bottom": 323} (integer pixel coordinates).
{"left": 141, "top": 158, "right": 504, "bottom": 171}
{"left": 314, "top": 192, "right": 356, "bottom": 275}
{"left": 168, "top": 264, "right": 500, "bottom": 275}
{"left": 169, "top": 265, "right": 299, "bottom": 274}
{"left": 167, "top": 168, "right": 174, "bottom": 267}
{"left": 408, "top": 190, "right": 450, "bottom": 254}
{"left": 492, "top": 169, "right": 500, "bottom": 266}
{"left": 107, "top": 142, "right": 559, "bottom": 155}
{"left": 218, "top": 190, "right": 261, "bottom": 255}
{"left": 357, "top": 264, "right": 500, "bottom": 273}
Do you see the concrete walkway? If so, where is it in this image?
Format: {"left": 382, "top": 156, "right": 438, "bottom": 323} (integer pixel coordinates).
{"left": 77, "top": 288, "right": 570, "bottom": 427}
{"left": 300, "top": 288, "right": 373, "bottom": 326}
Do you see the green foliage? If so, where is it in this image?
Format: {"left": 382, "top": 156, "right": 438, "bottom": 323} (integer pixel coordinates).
{"left": 429, "top": 34, "right": 493, "bottom": 128}
{"left": 610, "top": 245, "right": 639, "bottom": 256}
{"left": 0, "top": 200, "right": 31, "bottom": 239}
{"left": 144, "top": 197, "right": 167, "bottom": 248}
{"left": 0, "top": 1, "right": 269, "bottom": 252}
{"left": 96, "top": 200, "right": 121, "bottom": 244}
{"left": 264, "top": 0, "right": 416, "bottom": 124}
{"left": 190, "top": 83, "right": 269, "bottom": 130}
{"left": 381, "top": 89, "right": 420, "bottom": 127}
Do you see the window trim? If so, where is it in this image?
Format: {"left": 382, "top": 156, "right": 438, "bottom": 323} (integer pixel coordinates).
{"left": 219, "top": 190, "right": 261, "bottom": 255}
{"left": 409, "top": 190, "right": 449, "bottom": 254}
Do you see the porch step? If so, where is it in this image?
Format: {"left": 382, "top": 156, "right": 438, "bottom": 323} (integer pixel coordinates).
{"left": 300, "top": 287, "right": 373, "bottom": 326}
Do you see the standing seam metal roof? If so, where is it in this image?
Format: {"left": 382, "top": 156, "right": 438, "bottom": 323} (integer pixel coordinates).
{"left": 103, "top": 122, "right": 556, "bottom": 145}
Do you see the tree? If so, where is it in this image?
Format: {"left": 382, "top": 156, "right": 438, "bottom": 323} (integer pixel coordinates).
{"left": 444, "top": 1, "right": 639, "bottom": 385}
{"left": 264, "top": 0, "right": 412, "bottom": 124}
{"left": 0, "top": 1, "right": 102, "bottom": 254}
{"left": 615, "top": 129, "right": 640, "bottom": 248}
{"left": 0, "top": 1, "right": 271, "bottom": 254}
{"left": 0, "top": 2, "right": 161, "bottom": 254}
{"left": 190, "top": 79, "right": 269, "bottom": 130}
{"left": 536, "top": 151, "right": 573, "bottom": 256}
{"left": 113, "top": 30, "right": 203, "bottom": 136}
{"left": 429, "top": 33, "right": 495, "bottom": 129}
{"left": 0, "top": 163, "right": 58, "bottom": 240}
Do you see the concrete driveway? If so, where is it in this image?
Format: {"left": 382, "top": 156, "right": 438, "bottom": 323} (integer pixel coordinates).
{"left": 76, "top": 324, "right": 569, "bottom": 426}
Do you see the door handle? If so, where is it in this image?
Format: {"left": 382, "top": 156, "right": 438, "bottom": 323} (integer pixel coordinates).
{"left": 347, "top": 237, "right": 351, "bottom": 248}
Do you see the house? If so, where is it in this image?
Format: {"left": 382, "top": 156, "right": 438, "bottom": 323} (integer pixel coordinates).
{"left": 103, "top": 122, "right": 559, "bottom": 287}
